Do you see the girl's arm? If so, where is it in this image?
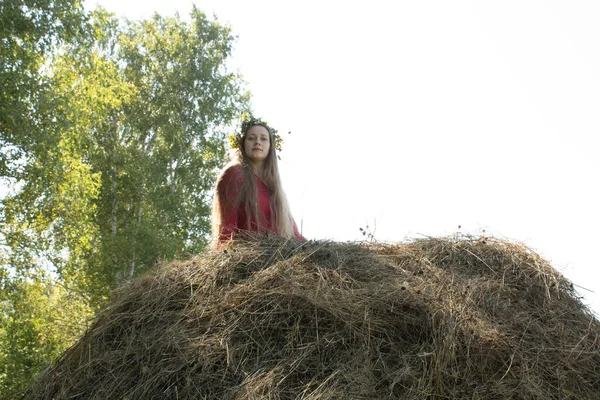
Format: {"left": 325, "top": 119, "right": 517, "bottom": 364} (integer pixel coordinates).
{"left": 217, "top": 166, "right": 244, "bottom": 241}
{"left": 292, "top": 219, "right": 307, "bottom": 241}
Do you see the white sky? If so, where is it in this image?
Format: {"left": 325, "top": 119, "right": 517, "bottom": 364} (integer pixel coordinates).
{"left": 85, "top": 0, "right": 600, "bottom": 315}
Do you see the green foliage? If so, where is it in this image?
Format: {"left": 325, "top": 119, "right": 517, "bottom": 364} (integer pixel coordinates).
{"left": 0, "top": 2, "right": 249, "bottom": 396}
{"left": 97, "top": 7, "right": 248, "bottom": 282}
{"left": 0, "top": 0, "right": 87, "bottom": 177}
{"left": 0, "top": 269, "right": 94, "bottom": 397}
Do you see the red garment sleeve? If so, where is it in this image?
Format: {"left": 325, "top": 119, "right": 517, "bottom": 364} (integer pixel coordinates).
{"left": 293, "top": 219, "right": 307, "bottom": 241}
{"left": 217, "top": 166, "right": 244, "bottom": 242}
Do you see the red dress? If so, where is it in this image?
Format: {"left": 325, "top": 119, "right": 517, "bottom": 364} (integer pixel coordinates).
{"left": 217, "top": 165, "right": 305, "bottom": 242}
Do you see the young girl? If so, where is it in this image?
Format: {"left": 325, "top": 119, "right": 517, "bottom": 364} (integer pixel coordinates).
{"left": 211, "top": 115, "right": 306, "bottom": 245}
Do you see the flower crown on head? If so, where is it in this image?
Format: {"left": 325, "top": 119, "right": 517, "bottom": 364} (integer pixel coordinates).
{"left": 228, "top": 114, "right": 283, "bottom": 152}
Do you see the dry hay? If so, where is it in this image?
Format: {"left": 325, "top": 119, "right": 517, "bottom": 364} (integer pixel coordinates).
{"left": 24, "top": 235, "right": 600, "bottom": 399}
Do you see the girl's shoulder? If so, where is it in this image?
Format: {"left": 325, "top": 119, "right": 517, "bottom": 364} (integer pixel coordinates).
{"left": 219, "top": 164, "right": 245, "bottom": 186}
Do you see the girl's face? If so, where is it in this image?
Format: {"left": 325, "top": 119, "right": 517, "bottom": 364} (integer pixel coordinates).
{"left": 244, "top": 125, "right": 271, "bottom": 166}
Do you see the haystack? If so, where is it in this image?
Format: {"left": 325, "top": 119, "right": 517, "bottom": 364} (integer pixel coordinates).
{"left": 25, "top": 235, "right": 600, "bottom": 399}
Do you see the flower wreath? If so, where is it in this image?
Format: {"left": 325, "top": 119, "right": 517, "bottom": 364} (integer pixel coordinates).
{"left": 228, "top": 114, "right": 283, "bottom": 153}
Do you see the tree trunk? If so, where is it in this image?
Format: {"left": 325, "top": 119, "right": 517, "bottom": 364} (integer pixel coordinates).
{"left": 128, "top": 202, "right": 142, "bottom": 278}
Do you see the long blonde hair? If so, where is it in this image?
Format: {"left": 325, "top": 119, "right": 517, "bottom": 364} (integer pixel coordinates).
{"left": 211, "top": 124, "right": 295, "bottom": 244}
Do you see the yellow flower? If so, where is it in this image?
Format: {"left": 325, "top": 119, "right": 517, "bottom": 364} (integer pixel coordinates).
{"left": 228, "top": 133, "right": 239, "bottom": 149}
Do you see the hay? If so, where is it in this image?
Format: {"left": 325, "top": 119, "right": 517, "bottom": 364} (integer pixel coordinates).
{"left": 24, "top": 235, "right": 600, "bottom": 399}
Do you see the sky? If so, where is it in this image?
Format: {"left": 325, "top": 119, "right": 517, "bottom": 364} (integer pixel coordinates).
{"left": 84, "top": 0, "right": 599, "bottom": 315}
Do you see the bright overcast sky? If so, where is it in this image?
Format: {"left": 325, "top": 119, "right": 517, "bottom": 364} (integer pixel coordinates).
{"left": 85, "top": 0, "right": 600, "bottom": 315}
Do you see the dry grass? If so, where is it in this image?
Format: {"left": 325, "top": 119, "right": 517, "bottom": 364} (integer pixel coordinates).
{"left": 24, "top": 234, "right": 600, "bottom": 399}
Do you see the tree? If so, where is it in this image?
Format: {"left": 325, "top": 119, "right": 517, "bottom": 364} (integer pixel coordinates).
{"left": 0, "top": 1, "right": 249, "bottom": 393}
{"left": 0, "top": 268, "right": 94, "bottom": 397}
{"left": 0, "top": 0, "right": 87, "bottom": 178}
{"left": 94, "top": 7, "right": 249, "bottom": 282}
{"left": 0, "top": 1, "right": 95, "bottom": 395}
{"left": 0, "top": 5, "right": 249, "bottom": 395}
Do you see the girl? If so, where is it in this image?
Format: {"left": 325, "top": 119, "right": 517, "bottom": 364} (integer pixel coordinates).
{"left": 211, "top": 115, "right": 305, "bottom": 245}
